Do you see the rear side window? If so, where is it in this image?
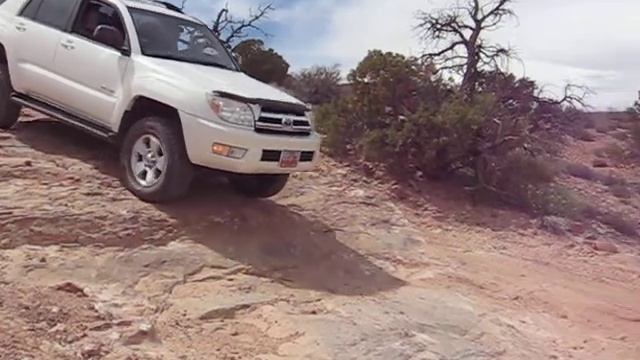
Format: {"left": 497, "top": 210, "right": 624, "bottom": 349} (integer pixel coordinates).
{"left": 21, "top": 0, "right": 79, "bottom": 30}
{"left": 20, "top": 0, "right": 42, "bottom": 18}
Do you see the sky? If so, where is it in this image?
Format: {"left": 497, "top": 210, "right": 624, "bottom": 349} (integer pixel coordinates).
{"left": 176, "top": 0, "right": 640, "bottom": 110}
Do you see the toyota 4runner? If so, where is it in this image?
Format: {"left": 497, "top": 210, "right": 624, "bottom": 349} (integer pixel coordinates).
{"left": 0, "top": 0, "right": 321, "bottom": 202}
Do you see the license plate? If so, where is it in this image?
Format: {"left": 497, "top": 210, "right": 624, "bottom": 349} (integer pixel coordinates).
{"left": 279, "top": 151, "right": 300, "bottom": 168}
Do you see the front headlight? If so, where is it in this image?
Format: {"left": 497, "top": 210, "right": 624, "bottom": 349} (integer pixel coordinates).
{"left": 207, "top": 93, "right": 259, "bottom": 128}
{"left": 305, "top": 110, "right": 315, "bottom": 130}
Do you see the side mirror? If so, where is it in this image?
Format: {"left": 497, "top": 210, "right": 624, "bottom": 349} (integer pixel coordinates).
{"left": 93, "top": 25, "right": 126, "bottom": 53}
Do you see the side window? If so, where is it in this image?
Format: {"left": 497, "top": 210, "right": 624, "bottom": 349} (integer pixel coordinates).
{"left": 20, "top": 0, "right": 43, "bottom": 19}
{"left": 72, "top": 0, "right": 127, "bottom": 49}
{"left": 30, "top": 0, "right": 78, "bottom": 30}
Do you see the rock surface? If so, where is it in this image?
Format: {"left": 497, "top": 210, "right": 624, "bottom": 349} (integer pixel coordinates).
{"left": 0, "top": 116, "right": 639, "bottom": 359}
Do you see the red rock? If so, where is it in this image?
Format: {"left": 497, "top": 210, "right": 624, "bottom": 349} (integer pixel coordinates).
{"left": 53, "top": 282, "right": 87, "bottom": 297}
{"left": 591, "top": 241, "right": 619, "bottom": 254}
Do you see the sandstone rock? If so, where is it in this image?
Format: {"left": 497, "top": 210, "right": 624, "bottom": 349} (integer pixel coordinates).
{"left": 121, "top": 323, "right": 158, "bottom": 346}
{"left": 53, "top": 282, "right": 87, "bottom": 297}
{"left": 540, "top": 216, "right": 569, "bottom": 236}
{"left": 591, "top": 241, "right": 619, "bottom": 254}
{"left": 80, "top": 342, "right": 105, "bottom": 359}
{"left": 592, "top": 159, "right": 609, "bottom": 168}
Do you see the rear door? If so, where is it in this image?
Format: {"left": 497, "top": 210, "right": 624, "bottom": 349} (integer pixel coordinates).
{"left": 9, "top": 0, "right": 80, "bottom": 99}
{"left": 52, "top": 0, "right": 131, "bottom": 125}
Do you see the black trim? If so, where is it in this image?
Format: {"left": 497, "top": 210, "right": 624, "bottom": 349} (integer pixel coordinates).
{"left": 11, "top": 94, "right": 115, "bottom": 141}
{"left": 19, "top": 0, "right": 82, "bottom": 32}
{"left": 261, "top": 150, "right": 280, "bottom": 162}
{"left": 300, "top": 151, "right": 314, "bottom": 162}
{"left": 213, "top": 91, "right": 309, "bottom": 115}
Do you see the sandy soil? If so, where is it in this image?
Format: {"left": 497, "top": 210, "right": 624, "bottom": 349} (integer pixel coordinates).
{"left": 0, "top": 114, "right": 639, "bottom": 360}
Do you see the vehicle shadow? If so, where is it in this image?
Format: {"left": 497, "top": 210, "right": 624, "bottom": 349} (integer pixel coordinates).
{"left": 159, "top": 181, "right": 406, "bottom": 295}
{"left": 12, "top": 117, "right": 405, "bottom": 296}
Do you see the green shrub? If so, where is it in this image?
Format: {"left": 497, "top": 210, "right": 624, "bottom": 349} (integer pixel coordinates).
{"left": 632, "top": 123, "right": 640, "bottom": 148}
{"left": 314, "top": 50, "right": 579, "bottom": 214}
{"left": 287, "top": 65, "right": 342, "bottom": 105}
{"left": 592, "top": 159, "right": 609, "bottom": 168}
{"left": 574, "top": 128, "right": 597, "bottom": 142}
{"left": 313, "top": 101, "right": 351, "bottom": 156}
{"left": 528, "top": 184, "right": 589, "bottom": 219}
{"left": 564, "top": 162, "right": 597, "bottom": 181}
{"left": 600, "top": 212, "right": 638, "bottom": 237}
{"left": 610, "top": 184, "right": 633, "bottom": 198}
{"left": 611, "top": 130, "right": 629, "bottom": 141}
{"left": 486, "top": 154, "right": 564, "bottom": 213}
{"left": 595, "top": 123, "right": 611, "bottom": 134}
{"left": 599, "top": 172, "right": 627, "bottom": 186}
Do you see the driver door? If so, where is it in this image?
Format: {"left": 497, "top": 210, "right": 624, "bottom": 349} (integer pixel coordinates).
{"left": 52, "top": 0, "right": 130, "bottom": 126}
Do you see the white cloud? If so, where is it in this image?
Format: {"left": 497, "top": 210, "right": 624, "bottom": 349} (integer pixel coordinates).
{"left": 304, "top": 0, "right": 640, "bottom": 109}
{"left": 182, "top": 0, "right": 640, "bottom": 108}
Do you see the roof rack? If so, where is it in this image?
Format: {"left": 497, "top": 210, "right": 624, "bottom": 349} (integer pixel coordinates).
{"left": 127, "top": 0, "right": 184, "bottom": 13}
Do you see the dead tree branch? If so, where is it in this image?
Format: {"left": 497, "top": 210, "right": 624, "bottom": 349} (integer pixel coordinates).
{"left": 416, "top": 0, "right": 516, "bottom": 95}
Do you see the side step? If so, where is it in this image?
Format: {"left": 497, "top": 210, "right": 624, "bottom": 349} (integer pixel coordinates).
{"left": 11, "top": 94, "right": 116, "bottom": 141}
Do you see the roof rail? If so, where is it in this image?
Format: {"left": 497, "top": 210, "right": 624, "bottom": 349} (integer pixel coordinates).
{"left": 154, "top": 1, "right": 183, "bottom": 13}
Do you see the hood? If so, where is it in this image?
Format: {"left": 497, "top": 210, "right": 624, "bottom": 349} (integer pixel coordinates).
{"left": 143, "top": 57, "right": 305, "bottom": 106}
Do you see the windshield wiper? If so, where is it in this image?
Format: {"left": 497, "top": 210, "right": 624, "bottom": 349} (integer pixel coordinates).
{"left": 147, "top": 53, "right": 236, "bottom": 71}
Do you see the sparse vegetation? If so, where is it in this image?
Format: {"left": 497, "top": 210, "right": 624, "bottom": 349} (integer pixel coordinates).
{"left": 583, "top": 117, "right": 596, "bottom": 129}
{"left": 610, "top": 184, "right": 633, "bottom": 199}
{"left": 527, "top": 184, "right": 590, "bottom": 219}
{"left": 611, "top": 130, "right": 629, "bottom": 141}
{"left": 600, "top": 212, "right": 639, "bottom": 237}
{"left": 592, "top": 159, "right": 609, "bottom": 168}
{"left": 632, "top": 124, "right": 640, "bottom": 150}
{"left": 593, "top": 143, "right": 625, "bottom": 160}
{"left": 564, "top": 162, "right": 598, "bottom": 181}
{"left": 575, "top": 128, "right": 597, "bottom": 142}
{"left": 287, "top": 65, "right": 342, "bottom": 105}
{"left": 595, "top": 123, "right": 612, "bottom": 134}
{"left": 599, "top": 172, "right": 627, "bottom": 186}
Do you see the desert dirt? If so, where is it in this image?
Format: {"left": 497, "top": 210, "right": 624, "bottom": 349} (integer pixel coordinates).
{"left": 0, "top": 112, "right": 639, "bottom": 360}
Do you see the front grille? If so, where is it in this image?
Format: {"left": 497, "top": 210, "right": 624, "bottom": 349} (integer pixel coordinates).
{"left": 255, "top": 112, "right": 312, "bottom": 136}
{"left": 261, "top": 104, "right": 306, "bottom": 117}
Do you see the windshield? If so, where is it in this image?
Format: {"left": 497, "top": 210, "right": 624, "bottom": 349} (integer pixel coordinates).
{"left": 129, "top": 8, "right": 238, "bottom": 70}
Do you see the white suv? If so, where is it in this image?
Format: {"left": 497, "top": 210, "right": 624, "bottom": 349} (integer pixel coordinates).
{"left": 0, "top": 0, "right": 321, "bottom": 202}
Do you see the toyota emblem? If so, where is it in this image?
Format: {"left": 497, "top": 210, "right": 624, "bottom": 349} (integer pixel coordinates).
{"left": 282, "top": 118, "right": 294, "bottom": 128}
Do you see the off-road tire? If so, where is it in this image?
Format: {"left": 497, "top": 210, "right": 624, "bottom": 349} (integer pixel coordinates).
{"left": 231, "top": 174, "right": 289, "bottom": 198}
{"left": 120, "top": 116, "right": 193, "bottom": 202}
{"left": 0, "top": 63, "right": 21, "bottom": 130}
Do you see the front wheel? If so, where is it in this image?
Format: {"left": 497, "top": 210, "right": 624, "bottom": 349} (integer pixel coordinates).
{"left": 231, "top": 174, "right": 289, "bottom": 198}
{"left": 120, "top": 116, "right": 193, "bottom": 203}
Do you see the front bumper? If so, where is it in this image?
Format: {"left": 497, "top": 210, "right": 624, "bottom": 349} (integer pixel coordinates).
{"left": 179, "top": 111, "right": 322, "bottom": 174}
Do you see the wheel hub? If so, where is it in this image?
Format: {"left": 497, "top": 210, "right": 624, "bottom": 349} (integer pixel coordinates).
{"left": 130, "top": 134, "right": 166, "bottom": 187}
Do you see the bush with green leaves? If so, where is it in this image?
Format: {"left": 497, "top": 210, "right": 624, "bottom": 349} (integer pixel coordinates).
{"left": 287, "top": 65, "right": 342, "bottom": 105}
{"left": 315, "top": 50, "right": 550, "bottom": 191}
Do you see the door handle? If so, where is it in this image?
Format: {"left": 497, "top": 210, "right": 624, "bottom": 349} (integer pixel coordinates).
{"left": 15, "top": 22, "right": 26, "bottom": 32}
{"left": 60, "top": 42, "right": 75, "bottom": 50}
{"left": 99, "top": 85, "right": 115, "bottom": 94}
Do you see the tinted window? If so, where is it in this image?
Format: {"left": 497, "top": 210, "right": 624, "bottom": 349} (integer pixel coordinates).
{"left": 32, "top": 0, "right": 78, "bottom": 30}
{"left": 72, "top": 0, "right": 127, "bottom": 48}
{"left": 129, "top": 8, "right": 237, "bottom": 71}
{"left": 20, "top": 0, "right": 43, "bottom": 19}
